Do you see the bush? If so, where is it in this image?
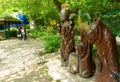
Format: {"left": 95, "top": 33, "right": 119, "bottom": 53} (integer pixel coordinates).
{"left": 26, "top": 24, "right": 30, "bottom": 29}
{"left": 102, "top": 14, "right": 120, "bottom": 36}
{"left": 10, "top": 28, "right": 17, "bottom": 31}
{"left": 48, "top": 25, "right": 58, "bottom": 34}
{"left": 28, "top": 29, "right": 53, "bottom": 39}
{"left": 0, "top": 35, "right": 4, "bottom": 41}
{"left": 44, "top": 35, "right": 60, "bottom": 53}
{"left": 28, "top": 26, "right": 61, "bottom": 53}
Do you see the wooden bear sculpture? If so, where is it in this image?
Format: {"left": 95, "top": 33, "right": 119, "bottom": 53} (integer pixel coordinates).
{"left": 86, "top": 17, "right": 120, "bottom": 82}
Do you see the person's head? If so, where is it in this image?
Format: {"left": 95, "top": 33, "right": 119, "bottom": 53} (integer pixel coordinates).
{"left": 22, "top": 26, "right": 26, "bottom": 29}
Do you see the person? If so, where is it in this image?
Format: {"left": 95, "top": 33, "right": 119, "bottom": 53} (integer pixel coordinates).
{"left": 21, "top": 26, "right": 27, "bottom": 41}
{"left": 16, "top": 27, "right": 22, "bottom": 40}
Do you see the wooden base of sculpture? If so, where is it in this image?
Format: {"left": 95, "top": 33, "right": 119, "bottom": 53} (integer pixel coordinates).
{"left": 68, "top": 52, "right": 79, "bottom": 74}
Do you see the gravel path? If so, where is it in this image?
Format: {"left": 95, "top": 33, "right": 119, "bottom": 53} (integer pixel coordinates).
{"left": 0, "top": 38, "right": 46, "bottom": 82}
{"left": 46, "top": 59, "right": 95, "bottom": 82}
{"left": 0, "top": 38, "right": 95, "bottom": 82}
{"left": 2, "top": 37, "right": 119, "bottom": 82}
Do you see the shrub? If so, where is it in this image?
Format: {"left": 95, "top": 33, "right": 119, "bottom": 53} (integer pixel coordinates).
{"left": 28, "top": 26, "right": 61, "bottom": 53}
{"left": 26, "top": 24, "right": 30, "bottom": 29}
{"left": 0, "top": 35, "right": 4, "bottom": 41}
{"left": 102, "top": 14, "right": 120, "bottom": 36}
{"left": 44, "top": 35, "right": 60, "bottom": 53}
{"left": 10, "top": 28, "right": 16, "bottom": 31}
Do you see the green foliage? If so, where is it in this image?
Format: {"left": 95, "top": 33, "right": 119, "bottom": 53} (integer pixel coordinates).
{"left": 10, "top": 28, "right": 16, "bottom": 31}
{"left": 28, "top": 25, "right": 45, "bottom": 38}
{"left": 102, "top": 13, "right": 120, "bottom": 36}
{"left": 31, "top": 31, "right": 60, "bottom": 53}
{"left": 29, "top": 30, "right": 48, "bottom": 39}
{"left": 92, "top": 45, "right": 97, "bottom": 59}
{"left": 0, "top": 0, "right": 120, "bottom": 31}
{"left": 44, "top": 35, "right": 60, "bottom": 53}
{"left": 0, "top": 35, "right": 4, "bottom": 41}
{"left": 74, "top": 36, "right": 80, "bottom": 45}
{"left": 0, "top": 0, "right": 17, "bottom": 14}
{"left": 28, "top": 25, "right": 60, "bottom": 53}
{"left": 25, "top": 24, "right": 30, "bottom": 29}
{"left": 48, "top": 25, "right": 58, "bottom": 34}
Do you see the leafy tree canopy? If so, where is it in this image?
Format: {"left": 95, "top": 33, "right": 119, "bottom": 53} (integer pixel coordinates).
{"left": 0, "top": 0, "right": 120, "bottom": 28}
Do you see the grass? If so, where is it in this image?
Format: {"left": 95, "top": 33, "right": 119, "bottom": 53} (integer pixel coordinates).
{"left": 41, "top": 65, "right": 53, "bottom": 81}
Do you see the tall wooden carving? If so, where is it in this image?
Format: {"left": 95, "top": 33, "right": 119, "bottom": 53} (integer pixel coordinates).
{"left": 60, "top": 4, "right": 75, "bottom": 66}
{"left": 77, "top": 23, "right": 94, "bottom": 78}
{"left": 87, "top": 18, "right": 120, "bottom": 82}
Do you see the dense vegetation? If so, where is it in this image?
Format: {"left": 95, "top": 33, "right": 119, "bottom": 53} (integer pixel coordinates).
{"left": 28, "top": 27, "right": 60, "bottom": 53}
{"left": 0, "top": 0, "right": 120, "bottom": 29}
{"left": 0, "top": 0, "right": 120, "bottom": 53}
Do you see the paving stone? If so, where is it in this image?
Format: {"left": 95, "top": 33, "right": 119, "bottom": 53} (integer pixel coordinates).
{"left": 46, "top": 59, "right": 95, "bottom": 82}
{"left": 0, "top": 39, "right": 44, "bottom": 81}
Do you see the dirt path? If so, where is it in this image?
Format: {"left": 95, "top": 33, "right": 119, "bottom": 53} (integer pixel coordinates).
{"left": 0, "top": 38, "right": 54, "bottom": 82}
{"left": 0, "top": 38, "right": 95, "bottom": 82}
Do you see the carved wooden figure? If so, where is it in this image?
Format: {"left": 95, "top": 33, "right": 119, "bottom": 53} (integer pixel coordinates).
{"left": 60, "top": 4, "right": 75, "bottom": 66}
{"left": 87, "top": 18, "right": 120, "bottom": 82}
{"left": 77, "top": 23, "right": 94, "bottom": 78}
{"left": 60, "top": 21, "right": 75, "bottom": 66}
{"left": 77, "top": 31, "right": 93, "bottom": 78}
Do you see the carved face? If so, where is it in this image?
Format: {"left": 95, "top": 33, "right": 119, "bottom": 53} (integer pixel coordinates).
{"left": 60, "top": 6, "right": 69, "bottom": 21}
{"left": 86, "top": 18, "right": 100, "bottom": 44}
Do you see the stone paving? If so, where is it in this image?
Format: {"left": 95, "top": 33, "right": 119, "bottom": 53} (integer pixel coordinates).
{"left": 0, "top": 38, "right": 45, "bottom": 82}
{"left": 46, "top": 58, "right": 95, "bottom": 82}
{"left": 0, "top": 38, "right": 95, "bottom": 82}
{"left": 0, "top": 37, "right": 120, "bottom": 82}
